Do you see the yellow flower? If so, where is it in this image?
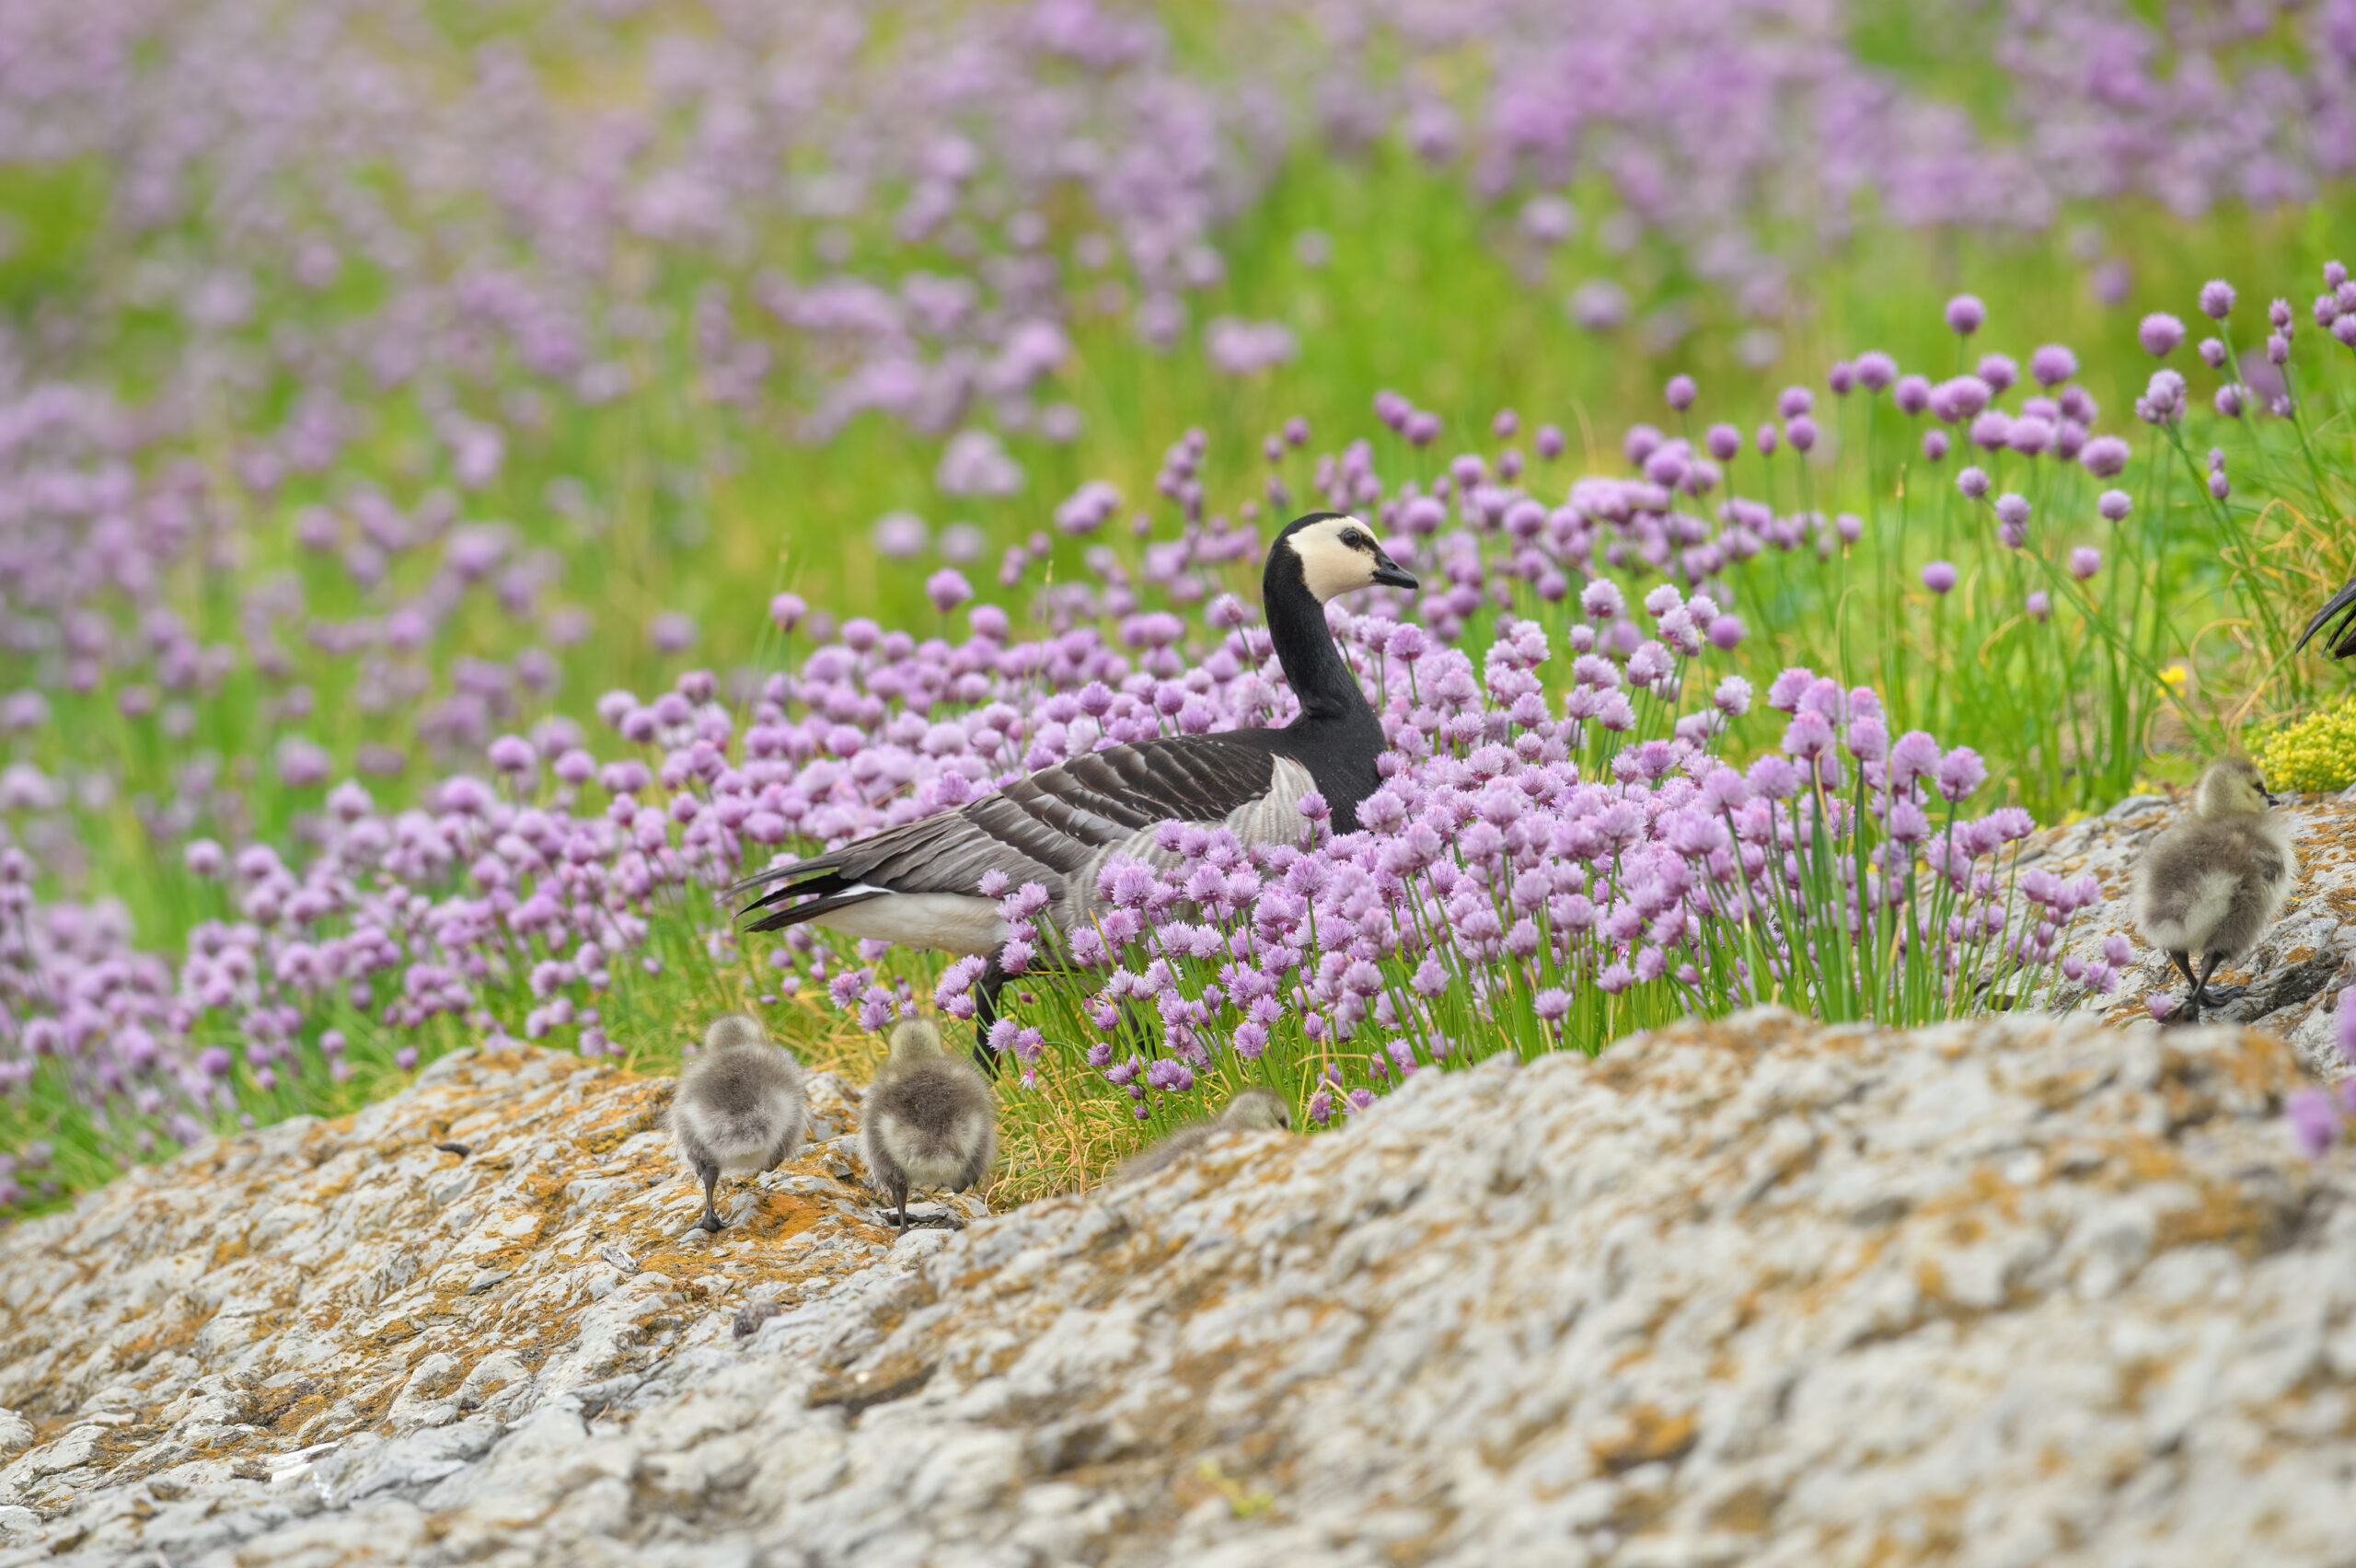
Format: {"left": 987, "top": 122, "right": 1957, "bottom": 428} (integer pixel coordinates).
{"left": 2158, "top": 663, "right": 2190, "bottom": 691}
{"left": 2254, "top": 693, "right": 2356, "bottom": 793}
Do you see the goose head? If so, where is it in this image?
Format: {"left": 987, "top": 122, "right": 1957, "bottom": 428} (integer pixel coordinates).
{"left": 1221, "top": 1087, "right": 1292, "bottom": 1131}
{"left": 2192, "top": 755, "right": 2283, "bottom": 818}
{"left": 886, "top": 1017, "right": 946, "bottom": 1063}
{"left": 1276, "top": 513, "right": 1419, "bottom": 602}
{"left": 704, "top": 1012, "right": 768, "bottom": 1051}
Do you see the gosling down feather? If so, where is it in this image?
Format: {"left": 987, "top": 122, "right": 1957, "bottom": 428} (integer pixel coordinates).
{"left": 672, "top": 1013, "right": 810, "bottom": 1233}
{"left": 1114, "top": 1087, "right": 1292, "bottom": 1183}
{"left": 860, "top": 1018, "right": 996, "bottom": 1232}
{"left": 2130, "top": 757, "right": 2297, "bottom": 1024}
{"left": 733, "top": 512, "right": 1417, "bottom": 1065}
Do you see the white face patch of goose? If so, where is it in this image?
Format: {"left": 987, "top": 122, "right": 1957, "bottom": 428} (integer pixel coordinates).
{"left": 1289, "top": 517, "right": 1380, "bottom": 602}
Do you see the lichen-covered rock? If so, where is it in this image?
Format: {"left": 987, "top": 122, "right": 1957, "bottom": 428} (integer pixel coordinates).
{"left": 5, "top": 1010, "right": 2355, "bottom": 1567}
{"left": 2030, "top": 787, "right": 2356, "bottom": 1081}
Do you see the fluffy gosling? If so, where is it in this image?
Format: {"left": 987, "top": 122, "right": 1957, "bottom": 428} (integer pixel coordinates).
{"left": 860, "top": 1018, "right": 996, "bottom": 1232}
{"left": 672, "top": 1013, "right": 810, "bottom": 1233}
{"left": 1114, "top": 1088, "right": 1293, "bottom": 1183}
{"left": 2131, "top": 757, "right": 2298, "bottom": 1024}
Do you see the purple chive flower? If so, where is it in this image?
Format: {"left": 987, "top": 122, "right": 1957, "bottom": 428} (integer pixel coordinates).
{"left": 1705, "top": 423, "right": 1741, "bottom": 462}
{"left": 2069, "top": 547, "right": 2101, "bottom": 579}
{"left": 2339, "top": 994, "right": 2356, "bottom": 1066}
{"left": 1535, "top": 424, "right": 1565, "bottom": 458}
{"left": 2081, "top": 435, "right": 2131, "bottom": 478}
{"left": 1755, "top": 422, "right": 1777, "bottom": 455}
{"left": 1921, "top": 430, "right": 1949, "bottom": 461}
{"left": 2200, "top": 337, "right": 2228, "bottom": 369}
{"left": 1975, "top": 354, "right": 2017, "bottom": 394}
{"left": 1778, "top": 386, "right": 1814, "bottom": 419}
{"left": 2287, "top": 1088, "right": 2338, "bottom": 1158}
{"left": 768, "top": 592, "right": 806, "bottom": 630}
{"left": 1922, "top": 561, "right": 1958, "bottom": 594}
{"left": 1893, "top": 375, "right": 1931, "bottom": 415}
{"left": 2029, "top": 344, "right": 2078, "bottom": 386}
{"left": 1945, "top": 294, "right": 1985, "bottom": 335}
{"left": 1993, "top": 493, "right": 2030, "bottom": 528}
{"left": 2026, "top": 590, "right": 2050, "bottom": 622}
{"left": 1828, "top": 360, "right": 1856, "bottom": 395}
{"left": 1707, "top": 615, "right": 1745, "bottom": 651}
{"left": 2214, "top": 384, "right": 2246, "bottom": 418}
{"left": 2138, "top": 313, "right": 2186, "bottom": 356}
{"left": 926, "top": 569, "right": 975, "bottom": 613}
{"left": 2199, "top": 279, "right": 2235, "bottom": 319}
{"left": 1665, "top": 375, "right": 1696, "bottom": 411}
{"left": 1958, "top": 466, "right": 1991, "bottom": 500}
{"left": 1785, "top": 415, "right": 1818, "bottom": 452}
{"left": 1934, "top": 747, "right": 1988, "bottom": 801}
{"left": 1854, "top": 352, "right": 1897, "bottom": 391}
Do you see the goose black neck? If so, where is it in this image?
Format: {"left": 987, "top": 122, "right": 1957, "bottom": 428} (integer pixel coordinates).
{"left": 1265, "top": 549, "right": 1369, "bottom": 727}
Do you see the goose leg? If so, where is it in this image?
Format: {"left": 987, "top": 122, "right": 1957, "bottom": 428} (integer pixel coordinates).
{"left": 2192, "top": 951, "right": 2246, "bottom": 1009}
{"left": 971, "top": 952, "right": 1009, "bottom": 1077}
{"left": 696, "top": 1160, "right": 724, "bottom": 1233}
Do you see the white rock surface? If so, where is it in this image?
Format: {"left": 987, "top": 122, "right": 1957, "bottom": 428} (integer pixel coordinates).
{"left": 3, "top": 1011, "right": 2353, "bottom": 1566}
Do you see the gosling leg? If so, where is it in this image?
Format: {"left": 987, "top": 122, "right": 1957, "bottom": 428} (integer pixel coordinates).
{"left": 697, "top": 1160, "right": 724, "bottom": 1233}
{"left": 2192, "top": 951, "right": 2246, "bottom": 1009}
{"left": 2159, "top": 951, "right": 2208, "bottom": 1024}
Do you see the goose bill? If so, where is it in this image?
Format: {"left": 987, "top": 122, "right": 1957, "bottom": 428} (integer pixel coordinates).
{"left": 1370, "top": 553, "right": 1419, "bottom": 590}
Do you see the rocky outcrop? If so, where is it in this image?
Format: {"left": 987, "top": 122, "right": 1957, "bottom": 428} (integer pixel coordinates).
{"left": 3, "top": 1009, "right": 2353, "bottom": 1566}
{"left": 2033, "top": 789, "right": 2356, "bottom": 1079}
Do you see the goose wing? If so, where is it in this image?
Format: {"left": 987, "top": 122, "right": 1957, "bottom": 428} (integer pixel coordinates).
{"left": 733, "top": 733, "right": 1288, "bottom": 928}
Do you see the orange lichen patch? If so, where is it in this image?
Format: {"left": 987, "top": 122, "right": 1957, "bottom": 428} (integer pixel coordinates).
{"left": 1589, "top": 1405, "right": 1699, "bottom": 1474}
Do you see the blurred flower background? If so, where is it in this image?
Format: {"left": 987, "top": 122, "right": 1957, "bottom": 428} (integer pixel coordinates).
{"left": 2, "top": 0, "right": 2353, "bottom": 1209}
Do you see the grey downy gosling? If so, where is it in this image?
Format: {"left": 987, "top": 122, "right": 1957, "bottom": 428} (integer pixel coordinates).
{"left": 860, "top": 1018, "right": 996, "bottom": 1233}
{"left": 2130, "top": 757, "right": 2298, "bottom": 1024}
{"left": 1113, "top": 1088, "right": 1292, "bottom": 1183}
{"left": 672, "top": 1013, "right": 810, "bottom": 1233}
{"left": 733, "top": 512, "right": 1419, "bottom": 1073}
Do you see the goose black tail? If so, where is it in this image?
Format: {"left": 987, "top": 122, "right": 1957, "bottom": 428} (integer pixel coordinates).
{"left": 730, "top": 857, "right": 884, "bottom": 933}
{"left": 2297, "top": 575, "right": 2356, "bottom": 659}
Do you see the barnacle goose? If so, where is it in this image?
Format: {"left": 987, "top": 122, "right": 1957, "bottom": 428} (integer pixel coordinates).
{"left": 671, "top": 1013, "right": 810, "bottom": 1232}
{"left": 733, "top": 512, "right": 1416, "bottom": 1065}
{"left": 1112, "top": 1087, "right": 1292, "bottom": 1183}
{"left": 860, "top": 1018, "right": 995, "bottom": 1232}
{"left": 2131, "top": 757, "right": 2298, "bottom": 1023}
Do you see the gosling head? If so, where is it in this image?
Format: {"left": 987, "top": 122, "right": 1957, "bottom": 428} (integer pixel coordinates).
{"left": 2192, "top": 756, "right": 2282, "bottom": 819}
{"left": 703, "top": 1012, "right": 768, "bottom": 1052}
{"left": 1276, "top": 513, "right": 1418, "bottom": 603}
{"left": 1220, "top": 1088, "right": 1292, "bottom": 1132}
{"left": 885, "top": 1018, "right": 945, "bottom": 1063}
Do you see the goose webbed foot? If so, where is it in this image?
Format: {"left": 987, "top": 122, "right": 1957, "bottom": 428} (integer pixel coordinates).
{"left": 2194, "top": 982, "right": 2248, "bottom": 1008}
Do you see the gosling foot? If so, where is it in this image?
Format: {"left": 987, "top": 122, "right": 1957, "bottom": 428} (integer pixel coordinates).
{"left": 2195, "top": 982, "right": 2249, "bottom": 1008}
